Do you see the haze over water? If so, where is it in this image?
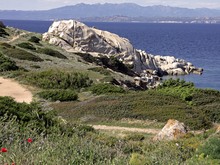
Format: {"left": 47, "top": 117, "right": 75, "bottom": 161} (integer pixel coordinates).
{"left": 3, "top": 20, "right": 220, "bottom": 91}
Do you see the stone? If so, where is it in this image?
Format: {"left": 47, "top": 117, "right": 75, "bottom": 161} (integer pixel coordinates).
{"left": 43, "top": 20, "right": 203, "bottom": 76}
{"left": 153, "top": 119, "right": 188, "bottom": 141}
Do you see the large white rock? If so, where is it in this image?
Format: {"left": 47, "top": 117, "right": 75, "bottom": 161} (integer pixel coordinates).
{"left": 43, "top": 20, "right": 202, "bottom": 75}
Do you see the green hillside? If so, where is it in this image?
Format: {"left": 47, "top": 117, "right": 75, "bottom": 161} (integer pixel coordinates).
{"left": 0, "top": 24, "right": 220, "bottom": 164}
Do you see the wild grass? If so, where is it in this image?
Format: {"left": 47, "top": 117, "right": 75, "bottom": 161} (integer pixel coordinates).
{"left": 22, "top": 69, "right": 93, "bottom": 90}
{"left": 0, "top": 43, "right": 43, "bottom": 62}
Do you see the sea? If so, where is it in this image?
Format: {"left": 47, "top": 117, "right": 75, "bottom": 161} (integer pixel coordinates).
{"left": 2, "top": 20, "right": 220, "bottom": 91}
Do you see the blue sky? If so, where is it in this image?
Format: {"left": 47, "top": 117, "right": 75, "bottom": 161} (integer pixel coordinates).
{"left": 1, "top": 0, "right": 220, "bottom": 10}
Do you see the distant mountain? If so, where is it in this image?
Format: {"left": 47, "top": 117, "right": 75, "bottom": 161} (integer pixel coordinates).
{"left": 1, "top": 3, "right": 220, "bottom": 20}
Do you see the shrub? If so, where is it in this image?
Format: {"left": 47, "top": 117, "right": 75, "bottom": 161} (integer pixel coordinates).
{"left": 0, "top": 53, "right": 18, "bottom": 71}
{"left": 0, "top": 43, "right": 43, "bottom": 62}
{"left": 160, "top": 78, "right": 194, "bottom": 88}
{"left": 0, "top": 42, "right": 13, "bottom": 48}
{"left": 197, "top": 137, "right": 220, "bottom": 159}
{"left": 23, "top": 70, "right": 92, "bottom": 89}
{"left": 17, "top": 42, "right": 36, "bottom": 50}
{"left": 38, "top": 48, "right": 67, "bottom": 59}
{"left": 0, "top": 28, "right": 9, "bottom": 37}
{"left": 129, "top": 153, "right": 147, "bottom": 165}
{"left": 0, "top": 22, "right": 9, "bottom": 37}
{"left": 0, "top": 21, "right": 6, "bottom": 28}
{"left": 88, "top": 67, "right": 111, "bottom": 75}
{"left": 0, "top": 96, "right": 58, "bottom": 132}
{"left": 28, "top": 36, "right": 40, "bottom": 43}
{"left": 157, "top": 79, "right": 195, "bottom": 102}
{"left": 125, "top": 134, "right": 145, "bottom": 141}
{"left": 38, "top": 89, "right": 78, "bottom": 101}
{"left": 90, "top": 83, "right": 125, "bottom": 95}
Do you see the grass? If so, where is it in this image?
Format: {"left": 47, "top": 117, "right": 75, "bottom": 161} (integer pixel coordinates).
{"left": 52, "top": 89, "right": 212, "bottom": 130}
{"left": 0, "top": 43, "right": 43, "bottom": 62}
{"left": 37, "top": 48, "right": 67, "bottom": 59}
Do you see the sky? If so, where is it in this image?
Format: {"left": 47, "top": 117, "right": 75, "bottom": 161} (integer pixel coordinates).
{"left": 0, "top": 0, "right": 220, "bottom": 10}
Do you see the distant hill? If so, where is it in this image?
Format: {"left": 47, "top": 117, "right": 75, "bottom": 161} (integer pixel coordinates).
{"left": 1, "top": 3, "right": 220, "bottom": 21}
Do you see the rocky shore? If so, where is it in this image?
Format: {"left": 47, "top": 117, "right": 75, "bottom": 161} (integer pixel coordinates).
{"left": 43, "top": 20, "right": 203, "bottom": 88}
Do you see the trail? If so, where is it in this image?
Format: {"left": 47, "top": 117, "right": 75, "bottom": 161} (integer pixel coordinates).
{"left": 91, "top": 125, "right": 160, "bottom": 134}
{"left": 7, "top": 32, "right": 28, "bottom": 43}
{"left": 0, "top": 77, "right": 33, "bottom": 103}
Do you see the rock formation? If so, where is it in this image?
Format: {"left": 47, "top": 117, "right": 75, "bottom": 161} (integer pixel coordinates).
{"left": 153, "top": 119, "right": 188, "bottom": 141}
{"left": 43, "top": 20, "right": 203, "bottom": 77}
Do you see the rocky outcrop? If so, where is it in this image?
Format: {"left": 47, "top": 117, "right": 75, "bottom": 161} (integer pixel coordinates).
{"left": 43, "top": 20, "right": 203, "bottom": 76}
{"left": 153, "top": 119, "right": 188, "bottom": 141}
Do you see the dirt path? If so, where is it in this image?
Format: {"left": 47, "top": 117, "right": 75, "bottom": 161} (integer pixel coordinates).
{"left": 7, "top": 32, "right": 28, "bottom": 43}
{"left": 91, "top": 125, "right": 160, "bottom": 134}
{"left": 0, "top": 77, "right": 33, "bottom": 103}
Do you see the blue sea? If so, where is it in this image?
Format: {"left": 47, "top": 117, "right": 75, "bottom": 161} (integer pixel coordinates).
{"left": 3, "top": 20, "right": 220, "bottom": 91}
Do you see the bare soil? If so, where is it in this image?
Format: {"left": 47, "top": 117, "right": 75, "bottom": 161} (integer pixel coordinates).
{"left": 91, "top": 124, "right": 160, "bottom": 134}
{"left": 0, "top": 77, "right": 33, "bottom": 103}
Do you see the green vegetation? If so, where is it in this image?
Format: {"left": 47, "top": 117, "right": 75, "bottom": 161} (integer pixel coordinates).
{"left": 17, "top": 42, "right": 36, "bottom": 50}
{"left": 197, "top": 136, "right": 220, "bottom": 159}
{"left": 90, "top": 83, "right": 125, "bottom": 95}
{"left": 23, "top": 70, "right": 92, "bottom": 90}
{"left": 28, "top": 36, "right": 40, "bottom": 43}
{"left": 0, "top": 22, "right": 9, "bottom": 37}
{"left": 0, "top": 28, "right": 220, "bottom": 164}
{"left": 0, "top": 97, "right": 58, "bottom": 133}
{"left": 88, "top": 67, "right": 111, "bottom": 75}
{"left": 0, "top": 43, "right": 43, "bottom": 62}
{"left": 38, "top": 48, "right": 67, "bottom": 59}
{"left": 54, "top": 86, "right": 216, "bottom": 130}
{"left": 37, "top": 89, "right": 78, "bottom": 101}
{"left": 0, "top": 53, "right": 18, "bottom": 72}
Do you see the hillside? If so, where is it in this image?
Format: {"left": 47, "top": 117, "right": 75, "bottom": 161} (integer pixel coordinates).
{"left": 0, "top": 22, "right": 220, "bottom": 164}
{"left": 1, "top": 3, "right": 220, "bottom": 21}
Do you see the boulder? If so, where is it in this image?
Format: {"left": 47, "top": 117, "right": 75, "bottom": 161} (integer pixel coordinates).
{"left": 43, "top": 20, "right": 203, "bottom": 76}
{"left": 153, "top": 119, "right": 188, "bottom": 141}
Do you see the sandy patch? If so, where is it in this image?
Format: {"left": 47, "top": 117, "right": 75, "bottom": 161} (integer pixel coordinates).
{"left": 0, "top": 77, "right": 33, "bottom": 103}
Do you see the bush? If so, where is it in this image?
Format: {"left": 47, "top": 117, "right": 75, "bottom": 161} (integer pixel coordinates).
{"left": 129, "top": 153, "right": 147, "bottom": 165}
{"left": 0, "top": 96, "right": 58, "bottom": 132}
{"left": 0, "top": 21, "right": 6, "bottom": 28}
{"left": 88, "top": 67, "right": 111, "bottom": 75}
{"left": 38, "top": 89, "right": 78, "bottom": 101}
{"left": 17, "top": 42, "right": 36, "bottom": 50}
{"left": 90, "top": 83, "right": 125, "bottom": 95}
{"left": 0, "top": 43, "right": 43, "bottom": 62}
{"left": 160, "top": 78, "right": 194, "bottom": 88}
{"left": 0, "top": 53, "right": 18, "bottom": 72}
{"left": 28, "top": 36, "right": 40, "bottom": 43}
{"left": 0, "top": 28, "right": 9, "bottom": 37}
{"left": 23, "top": 70, "right": 92, "bottom": 90}
{"left": 157, "top": 79, "right": 195, "bottom": 102}
{"left": 0, "top": 22, "right": 9, "bottom": 37}
{"left": 197, "top": 137, "right": 220, "bottom": 159}
{"left": 38, "top": 48, "right": 67, "bottom": 59}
